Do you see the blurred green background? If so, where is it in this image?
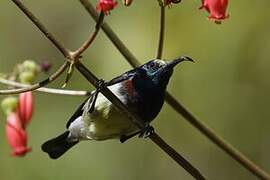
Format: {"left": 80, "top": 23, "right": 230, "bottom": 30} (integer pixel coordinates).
{"left": 0, "top": 0, "right": 270, "bottom": 179}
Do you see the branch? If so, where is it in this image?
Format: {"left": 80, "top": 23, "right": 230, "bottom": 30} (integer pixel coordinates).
{"left": 79, "top": 1, "right": 270, "bottom": 179}
{"left": 10, "top": 0, "right": 104, "bottom": 94}
{"left": 11, "top": 0, "right": 71, "bottom": 58}
{"left": 79, "top": 0, "right": 140, "bottom": 67}
{"left": 0, "top": 78, "right": 89, "bottom": 96}
{"left": 10, "top": 1, "right": 206, "bottom": 179}
{"left": 71, "top": 12, "right": 105, "bottom": 58}
{"left": 156, "top": 3, "right": 165, "bottom": 59}
{"left": 0, "top": 62, "right": 68, "bottom": 95}
{"left": 75, "top": 60, "right": 207, "bottom": 180}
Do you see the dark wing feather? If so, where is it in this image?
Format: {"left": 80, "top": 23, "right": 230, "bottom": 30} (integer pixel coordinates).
{"left": 107, "top": 69, "right": 136, "bottom": 86}
{"left": 66, "top": 97, "right": 89, "bottom": 128}
{"left": 66, "top": 69, "right": 137, "bottom": 128}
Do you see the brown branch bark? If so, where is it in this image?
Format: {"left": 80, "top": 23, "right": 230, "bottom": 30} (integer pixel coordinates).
{"left": 156, "top": 4, "right": 165, "bottom": 59}
{"left": 9, "top": 0, "right": 206, "bottom": 179}
{"left": 0, "top": 78, "right": 89, "bottom": 96}
{"left": 75, "top": 60, "right": 207, "bottom": 180}
{"left": 78, "top": 1, "right": 270, "bottom": 179}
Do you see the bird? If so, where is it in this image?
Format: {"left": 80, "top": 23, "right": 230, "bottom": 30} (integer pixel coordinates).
{"left": 41, "top": 56, "right": 193, "bottom": 159}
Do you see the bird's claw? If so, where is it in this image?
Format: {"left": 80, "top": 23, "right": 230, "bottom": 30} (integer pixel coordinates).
{"left": 139, "top": 125, "right": 155, "bottom": 138}
{"left": 89, "top": 79, "right": 107, "bottom": 113}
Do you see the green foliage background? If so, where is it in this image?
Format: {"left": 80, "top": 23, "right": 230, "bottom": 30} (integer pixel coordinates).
{"left": 0, "top": 1, "right": 270, "bottom": 179}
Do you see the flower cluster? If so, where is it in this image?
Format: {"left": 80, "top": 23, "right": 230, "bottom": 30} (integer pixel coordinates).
{"left": 1, "top": 60, "right": 39, "bottom": 157}
{"left": 2, "top": 93, "right": 33, "bottom": 156}
{"left": 95, "top": 0, "right": 229, "bottom": 23}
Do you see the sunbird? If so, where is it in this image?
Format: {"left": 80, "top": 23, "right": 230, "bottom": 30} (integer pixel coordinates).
{"left": 42, "top": 56, "right": 193, "bottom": 159}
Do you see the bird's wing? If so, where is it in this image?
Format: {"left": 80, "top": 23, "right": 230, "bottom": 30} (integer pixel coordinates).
{"left": 107, "top": 69, "right": 136, "bottom": 86}
{"left": 66, "top": 97, "right": 90, "bottom": 128}
{"left": 66, "top": 69, "right": 137, "bottom": 128}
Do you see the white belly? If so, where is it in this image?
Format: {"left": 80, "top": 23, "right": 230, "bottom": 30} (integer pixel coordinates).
{"left": 68, "top": 84, "right": 139, "bottom": 141}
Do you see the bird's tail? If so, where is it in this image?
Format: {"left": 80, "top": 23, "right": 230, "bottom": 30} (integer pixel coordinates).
{"left": 41, "top": 131, "right": 78, "bottom": 159}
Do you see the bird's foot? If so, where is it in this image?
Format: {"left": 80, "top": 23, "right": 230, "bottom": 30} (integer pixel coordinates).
{"left": 139, "top": 125, "right": 155, "bottom": 138}
{"left": 119, "top": 125, "right": 155, "bottom": 143}
{"left": 89, "top": 79, "right": 107, "bottom": 113}
{"left": 120, "top": 131, "right": 141, "bottom": 143}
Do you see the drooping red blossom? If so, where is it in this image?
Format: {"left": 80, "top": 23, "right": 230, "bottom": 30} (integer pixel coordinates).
{"left": 96, "top": 0, "right": 118, "bottom": 14}
{"left": 6, "top": 112, "right": 31, "bottom": 156}
{"left": 18, "top": 92, "right": 34, "bottom": 128}
{"left": 199, "top": 0, "right": 229, "bottom": 22}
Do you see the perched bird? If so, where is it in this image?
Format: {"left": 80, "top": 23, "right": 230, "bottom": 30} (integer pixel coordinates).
{"left": 42, "top": 56, "right": 193, "bottom": 159}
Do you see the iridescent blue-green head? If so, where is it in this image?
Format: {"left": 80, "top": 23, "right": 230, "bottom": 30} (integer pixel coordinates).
{"left": 132, "top": 56, "right": 193, "bottom": 121}
{"left": 134, "top": 56, "right": 193, "bottom": 93}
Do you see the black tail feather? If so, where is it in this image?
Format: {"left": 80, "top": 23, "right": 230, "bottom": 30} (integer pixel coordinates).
{"left": 41, "top": 131, "right": 78, "bottom": 159}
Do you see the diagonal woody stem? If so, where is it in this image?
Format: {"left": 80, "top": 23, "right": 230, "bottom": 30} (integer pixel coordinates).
{"left": 5, "top": 0, "right": 104, "bottom": 95}
{"left": 71, "top": 12, "right": 105, "bottom": 58}
{"left": 75, "top": 60, "right": 207, "bottom": 180}
{"left": 9, "top": 0, "right": 206, "bottom": 179}
{"left": 11, "top": 0, "right": 71, "bottom": 59}
{"left": 79, "top": 1, "right": 270, "bottom": 179}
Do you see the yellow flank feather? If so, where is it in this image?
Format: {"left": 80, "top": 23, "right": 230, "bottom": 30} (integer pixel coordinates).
{"left": 81, "top": 84, "right": 139, "bottom": 141}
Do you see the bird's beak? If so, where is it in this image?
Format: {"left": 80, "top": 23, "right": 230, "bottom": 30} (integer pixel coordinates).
{"left": 165, "top": 56, "right": 194, "bottom": 69}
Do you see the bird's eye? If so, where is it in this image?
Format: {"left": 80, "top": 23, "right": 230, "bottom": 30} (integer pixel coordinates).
{"left": 149, "top": 62, "right": 160, "bottom": 70}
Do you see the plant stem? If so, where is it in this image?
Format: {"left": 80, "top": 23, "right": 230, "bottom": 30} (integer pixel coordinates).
{"left": 75, "top": 60, "right": 207, "bottom": 180}
{"left": 10, "top": 0, "right": 206, "bottom": 179}
{"left": 0, "top": 78, "right": 89, "bottom": 96}
{"left": 0, "top": 62, "right": 68, "bottom": 95}
{"left": 79, "top": 1, "right": 270, "bottom": 179}
{"left": 156, "top": 4, "right": 165, "bottom": 59}
{"left": 11, "top": 0, "right": 71, "bottom": 59}
{"left": 71, "top": 12, "right": 105, "bottom": 58}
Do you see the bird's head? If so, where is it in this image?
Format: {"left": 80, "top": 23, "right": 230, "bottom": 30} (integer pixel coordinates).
{"left": 134, "top": 56, "right": 193, "bottom": 92}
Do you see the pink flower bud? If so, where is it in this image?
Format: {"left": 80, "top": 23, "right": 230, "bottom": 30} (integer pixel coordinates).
{"left": 18, "top": 92, "right": 34, "bottom": 128}
{"left": 199, "top": 0, "right": 229, "bottom": 23}
{"left": 96, "top": 0, "right": 118, "bottom": 14}
{"left": 6, "top": 113, "right": 31, "bottom": 157}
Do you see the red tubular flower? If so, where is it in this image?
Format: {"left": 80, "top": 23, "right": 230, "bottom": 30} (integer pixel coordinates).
{"left": 96, "top": 0, "right": 118, "bottom": 14}
{"left": 18, "top": 92, "right": 34, "bottom": 128}
{"left": 6, "top": 112, "right": 31, "bottom": 156}
{"left": 199, "top": 0, "right": 229, "bottom": 23}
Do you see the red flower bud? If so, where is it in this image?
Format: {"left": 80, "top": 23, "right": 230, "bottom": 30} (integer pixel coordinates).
{"left": 96, "top": 0, "right": 118, "bottom": 14}
{"left": 18, "top": 92, "right": 34, "bottom": 127}
{"left": 199, "top": 0, "right": 229, "bottom": 23}
{"left": 6, "top": 112, "right": 31, "bottom": 156}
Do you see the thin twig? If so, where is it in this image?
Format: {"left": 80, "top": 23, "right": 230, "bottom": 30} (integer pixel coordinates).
{"left": 0, "top": 62, "right": 69, "bottom": 95}
{"left": 156, "top": 3, "right": 165, "bottom": 59}
{"left": 79, "top": 0, "right": 140, "bottom": 67}
{"left": 0, "top": 78, "right": 89, "bottom": 96}
{"left": 75, "top": 61, "right": 207, "bottom": 180}
{"left": 11, "top": 0, "right": 71, "bottom": 59}
{"left": 150, "top": 133, "right": 206, "bottom": 180}
{"left": 9, "top": 0, "right": 104, "bottom": 94}
{"left": 79, "top": 1, "right": 270, "bottom": 179}
{"left": 71, "top": 12, "right": 105, "bottom": 58}
{"left": 9, "top": 1, "right": 206, "bottom": 179}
